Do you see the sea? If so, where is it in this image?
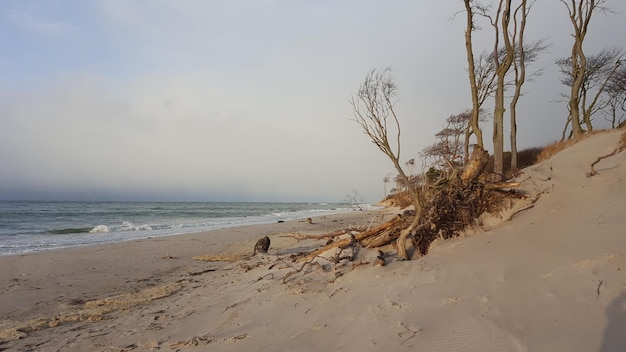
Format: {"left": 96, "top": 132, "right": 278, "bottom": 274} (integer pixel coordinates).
{"left": 0, "top": 201, "right": 361, "bottom": 256}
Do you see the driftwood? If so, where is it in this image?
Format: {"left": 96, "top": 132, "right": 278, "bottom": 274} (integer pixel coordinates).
{"left": 279, "top": 257, "right": 328, "bottom": 283}
{"left": 354, "top": 214, "right": 402, "bottom": 238}
{"left": 484, "top": 182, "right": 521, "bottom": 190}
{"left": 361, "top": 228, "right": 396, "bottom": 248}
{"left": 461, "top": 145, "right": 489, "bottom": 183}
{"left": 298, "top": 215, "right": 401, "bottom": 262}
{"left": 279, "top": 229, "right": 348, "bottom": 241}
{"left": 360, "top": 210, "right": 415, "bottom": 248}
{"left": 505, "top": 191, "right": 543, "bottom": 221}
{"left": 587, "top": 148, "right": 619, "bottom": 177}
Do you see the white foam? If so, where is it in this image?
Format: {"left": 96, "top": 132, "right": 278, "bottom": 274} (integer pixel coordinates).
{"left": 89, "top": 225, "right": 110, "bottom": 233}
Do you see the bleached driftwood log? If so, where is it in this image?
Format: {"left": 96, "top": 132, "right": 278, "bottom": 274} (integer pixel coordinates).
{"left": 298, "top": 215, "right": 401, "bottom": 262}
{"left": 279, "top": 229, "right": 348, "bottom": 242}
{"left": 484, "top": 182, "right": 521, "bottom": 190}
{"left": 361, "top": 228, "right": 396, "bottom": 248}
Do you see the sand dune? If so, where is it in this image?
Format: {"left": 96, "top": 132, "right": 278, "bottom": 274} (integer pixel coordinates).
{"left": 1, "top": 129, "right": 625, "bottom": 351}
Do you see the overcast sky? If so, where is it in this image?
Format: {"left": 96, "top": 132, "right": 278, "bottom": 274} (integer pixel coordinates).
{"left": 1, "top": 1, "right": 625, "bottom": 203}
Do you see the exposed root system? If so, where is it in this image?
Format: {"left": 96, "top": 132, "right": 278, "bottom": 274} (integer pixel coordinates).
{"left": 412, "top": 180, "right": 522, "bottom": 255}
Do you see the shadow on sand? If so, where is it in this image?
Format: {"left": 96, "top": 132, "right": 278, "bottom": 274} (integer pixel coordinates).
{"left": 599, "top": 291, "right": 626, "bottom": 352}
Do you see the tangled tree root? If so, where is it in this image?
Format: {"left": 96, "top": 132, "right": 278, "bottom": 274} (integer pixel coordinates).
{"left": 413, "top": 182, "right": 519, "bottom": 255}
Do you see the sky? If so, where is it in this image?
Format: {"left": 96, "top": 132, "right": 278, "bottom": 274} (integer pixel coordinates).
{"left": 1, "top": 1, "right": 625, "bottom": 203}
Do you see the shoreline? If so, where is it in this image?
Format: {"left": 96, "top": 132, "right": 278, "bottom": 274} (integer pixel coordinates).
{"left": 0, "top": 207, "right": 400, "bottom": 345}
{"left": 0, "top": 206, "right": 389, "bottom": 258}
{"left": 0, "top": 201, "right": 368, "bottom": 257}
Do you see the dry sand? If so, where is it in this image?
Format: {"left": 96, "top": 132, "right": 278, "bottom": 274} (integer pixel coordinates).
{"left": 1, "top": 129, "right": 625, "bottom": 352}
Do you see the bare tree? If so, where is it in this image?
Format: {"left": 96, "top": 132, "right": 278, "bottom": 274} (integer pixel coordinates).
{"left": 462, "top": 2, "right": 512, "bottom": 163}
{"left": 603, "top": 64, "right": 626, "bottom": 128}
{"left": 464, "top": 0, "right": 544, "bottom": 177}
{"left": 557, "top": 47, "right": 624, "bottom": 136}
{"left": 508, "top": 1, "right": 528, "bottom": 173}
{"left": 344, "top": 190, "right": 365, "bottom": 211}
{"left": 463, "top": 49, "right": 496, "bottom": 161}
{"left": 509, "top": 1, "right": 549, "bottom": 171}
{"left": 421, "top": 110, "right": 470, "bottom": 176}
{"left": 466, "top": 42, "right": 545, "bottom": 160}
{"left": 560, "top": 0, "right": 610, "bottom": 136}
{"left": 383, "top": 173, "right": 393, "bottom": 197}
{"left": 349, "top": 67, "right": 421, "bottom": 260}
{"left": 488, "top": 0, "right": 516, "bottom": 182}
{"left": 393, "top": 174, "right": 404, "bottom": 193}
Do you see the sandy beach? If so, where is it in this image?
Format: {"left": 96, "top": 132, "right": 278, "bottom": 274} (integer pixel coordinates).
{"left": 2, "top": 129, "right": 626, "bottom": 352}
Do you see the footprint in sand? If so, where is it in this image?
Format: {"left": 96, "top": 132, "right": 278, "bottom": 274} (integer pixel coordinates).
{"left": 440, "top": 296, "right": 463, "bottom": 306}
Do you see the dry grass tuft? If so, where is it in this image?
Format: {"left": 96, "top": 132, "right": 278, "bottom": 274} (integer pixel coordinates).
{"left": 377, "top": 191, "right": 412, "bottom": 208}
{"left": 535, "top": 137, "right": 582, "bottom": 163}
{"left": 537, "top": 129, "right": 626, "bottom": 162}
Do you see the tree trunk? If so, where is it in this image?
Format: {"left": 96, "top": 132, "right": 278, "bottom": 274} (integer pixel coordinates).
{"left": 396, "top": 215, "right": 418, "bottom": 260}
{"left": 563, "top": 0, "right": 593, "bottom": 137}
{"left": 571, "top": 41, "right": 588, "bottom": 135}
{"left": 510, "top": 109, "right": 518, "bottom": 172}
{"left": 461, "top": 145, "right": 489, "bottom": 183}
{"left": 493, "top": 78, "right": 506, "bottom": 182}
{"left": 569, "top": 96, "right": 583, "bottom": 136}
{"left": 509, "top": 0, "right": 528, "bottom": 173}
{"left": 391, "top": 159, "right": 420, "bottom": 260}
{"left": 561, "top": 115, "right": 572, "bottom": 141}
{"left": 464, "top": 128, "right": 472, "bottom": 163}
{"left": 492, "top": 0, "right": 514, "bottom": 182}
{"left": 582, "top": 107, "right": 594, "bottom": 132}
{"left": 464, "top": 0, "right": 484, "bottom": 149}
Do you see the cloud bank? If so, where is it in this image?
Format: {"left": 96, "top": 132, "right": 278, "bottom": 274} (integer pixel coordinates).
{"left": 1, "top": 1, "right": 625, "bottom": 202}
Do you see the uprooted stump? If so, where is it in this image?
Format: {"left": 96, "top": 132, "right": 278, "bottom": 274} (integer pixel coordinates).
{"left": 412, "top": 181, "right": 487, "bottom": 256}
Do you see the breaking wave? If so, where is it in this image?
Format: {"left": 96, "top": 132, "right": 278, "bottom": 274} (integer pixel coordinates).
{"left": 89, "top": 225, "right": 110, "bottom": 233}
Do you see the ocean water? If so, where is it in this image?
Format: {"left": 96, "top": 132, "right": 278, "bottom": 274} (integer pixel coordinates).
{"left": 0, "top": 201, "right": 359, "bottom": 256}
